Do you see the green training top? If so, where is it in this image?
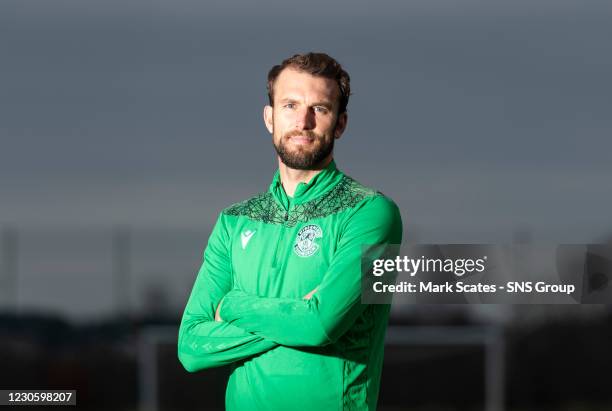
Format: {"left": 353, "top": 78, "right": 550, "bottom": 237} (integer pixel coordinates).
{"left": 178, "top": 160, "right": 403, "bottom": 411}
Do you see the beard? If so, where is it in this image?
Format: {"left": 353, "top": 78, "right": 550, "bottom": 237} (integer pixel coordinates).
{"left": 273, "top": 129, "right": 335, "bottom": 170}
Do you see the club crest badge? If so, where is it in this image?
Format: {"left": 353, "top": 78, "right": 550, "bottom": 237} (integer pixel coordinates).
{"left": 293, "top": 224, "right": 323, "bottom": 257}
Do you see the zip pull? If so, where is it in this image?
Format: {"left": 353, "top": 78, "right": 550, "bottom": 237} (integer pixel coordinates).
{"left": 284, "top": 198, "right": 291, "bottom": 221}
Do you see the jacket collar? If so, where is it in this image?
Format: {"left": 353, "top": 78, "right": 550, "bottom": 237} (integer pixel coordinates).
{"left": 268, "top": 159, "right": 344, "bottom": 208}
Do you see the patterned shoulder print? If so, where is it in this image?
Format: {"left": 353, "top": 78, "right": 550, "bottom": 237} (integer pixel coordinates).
{"left": 223, "top": 175, "right": 380, "bottom": 227}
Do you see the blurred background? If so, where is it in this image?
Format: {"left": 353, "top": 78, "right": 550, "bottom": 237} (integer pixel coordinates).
{"left": 2, "top": 0, "right": 612, "bottom": 410}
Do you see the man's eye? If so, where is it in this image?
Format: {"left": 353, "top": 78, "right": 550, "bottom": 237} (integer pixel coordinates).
{"left": 284, "top": 103, "right": 295, "bottom": 109}
{"left": 314, "top": 106, "right": 328, "bottom": 113}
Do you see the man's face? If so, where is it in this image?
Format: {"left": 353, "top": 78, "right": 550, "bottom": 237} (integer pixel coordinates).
{"left": 264, "top": 67, "right": 347, "bottom": 170}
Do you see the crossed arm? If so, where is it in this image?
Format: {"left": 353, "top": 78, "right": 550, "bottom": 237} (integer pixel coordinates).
{"left": 178, "top": 215, "right": 320, "bottom": 372}
{"left": 177, "top": 215, "right": 278, "bottom": 372}
{"left": 178, "top": 196, "right": 402, "bottom": 371}
{"left": 214, "top": 287, "right": 318, "bottom": 321}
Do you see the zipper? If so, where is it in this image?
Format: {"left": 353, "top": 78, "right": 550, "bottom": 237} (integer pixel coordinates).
{"left": 270, "top": 198, "right": 291, "bottom": 269}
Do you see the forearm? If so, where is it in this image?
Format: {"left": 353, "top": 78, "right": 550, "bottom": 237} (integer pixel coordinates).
{"left": 178, "top": 313, "right": 278, "bottom": 372}
{"left": 219, "top": 290, "right": 336, "bottom": 347}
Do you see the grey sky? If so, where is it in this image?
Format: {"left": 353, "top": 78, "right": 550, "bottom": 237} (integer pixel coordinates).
{"left": 2, "top": 0, "right": 612, "bottom": 319}
{"left": 2, "top": 0, "right": 612, "bottom": 242}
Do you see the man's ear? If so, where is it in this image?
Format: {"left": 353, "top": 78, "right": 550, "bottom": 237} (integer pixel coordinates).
{"left": 263, "top": 105, "right": 274, "bottom": 134}
{"left": 334, "top": 112, "right": 348, "bottom": 139}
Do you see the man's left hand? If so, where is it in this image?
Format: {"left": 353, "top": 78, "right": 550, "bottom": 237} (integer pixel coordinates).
{"left": 303, "top": 286, "right": 319, "bottom": 300}
{"left": 215, "top": 297, "right": 225, "bottom": 322}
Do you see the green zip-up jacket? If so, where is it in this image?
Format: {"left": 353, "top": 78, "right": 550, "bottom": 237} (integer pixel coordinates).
{"left": 178, "top": 160, "right": 402, "bottom": 410}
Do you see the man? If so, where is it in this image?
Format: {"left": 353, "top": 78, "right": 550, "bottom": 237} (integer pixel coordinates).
{"left": 178, "top": 52, "right": 403, "bottom": 410}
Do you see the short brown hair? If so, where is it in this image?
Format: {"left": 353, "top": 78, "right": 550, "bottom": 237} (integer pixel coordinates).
{"left": 267, "top": 52, "right": 351, "bottom": 115}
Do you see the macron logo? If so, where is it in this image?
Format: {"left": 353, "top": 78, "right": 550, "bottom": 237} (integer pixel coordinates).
{"left": 241, "top": 230, "right": 256, "bottom": 249}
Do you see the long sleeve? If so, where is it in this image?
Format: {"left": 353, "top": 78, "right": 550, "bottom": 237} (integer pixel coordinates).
{"left": 219, "top": 195, "right": 403, "bottom": 347}
{"left": 177, "top": 214, "right": 278, "bottom": 372}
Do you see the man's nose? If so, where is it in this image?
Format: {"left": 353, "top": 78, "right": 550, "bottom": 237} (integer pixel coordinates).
{"left": 295, "top": 107, "right": 316, "bottom": 130}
